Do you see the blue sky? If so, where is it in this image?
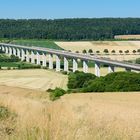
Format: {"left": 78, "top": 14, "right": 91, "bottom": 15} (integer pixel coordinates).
{"left": 0, "top": 0, "right": 140, "bottom": 19}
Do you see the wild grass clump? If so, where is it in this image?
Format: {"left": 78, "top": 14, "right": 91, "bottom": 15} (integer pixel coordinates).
{"left": 0, "top": 106, "right": 17, "bottom": 138}
{"left": 0, "top": 106, "right": 11, "bottom": 120}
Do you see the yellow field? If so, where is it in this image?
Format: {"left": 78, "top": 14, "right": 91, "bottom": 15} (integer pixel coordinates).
{"left": 55, "top": 41, "right": 140, "bottom": 60}
{"left": 55, "top": 41, "right": 140, "bottom": 53}
{"left": 115, "top": 35, "right": 140, "bottom": 40}
{"left": 0, "top": 69, "right": 68, "bottom": 91}
{"left": 0, "top": 85, "right": 140, "bottom": 140}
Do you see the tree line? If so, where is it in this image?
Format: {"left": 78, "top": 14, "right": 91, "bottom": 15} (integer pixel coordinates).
{"left": 0, "top": 18, "right": 140, "bottom": 40}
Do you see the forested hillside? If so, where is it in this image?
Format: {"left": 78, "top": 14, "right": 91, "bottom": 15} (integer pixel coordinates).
{"left": 0, "top": 18, "right": 140, "bottom": 40}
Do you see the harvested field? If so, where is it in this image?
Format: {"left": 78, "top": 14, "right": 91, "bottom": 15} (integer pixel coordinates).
{"left": 115, "top": 35, "right": 140, "bottom": 40}
{"left": 0, "top": 69, "right": 68, "bottom": 91}
{"left": 0, "top": 85, "right": 140, "bottom": 140}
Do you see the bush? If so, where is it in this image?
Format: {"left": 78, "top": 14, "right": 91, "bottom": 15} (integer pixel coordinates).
{"left": 49, "top": 88, "right": 66, "bottom": 101}
{"left": 0, "top": 50, "right": 5, "bottom": 54}
{"left": 82, "top": 49, "right": 87, "bottom": 54}
{"left": 67, "top": 71, "right": 96, "bottom": 89}
{"left": 103, "top": 49, "right": 109, "bottom": 54}
{"left": 83, "top": 72, "right": 140, "bottom": 92}
{"left": 0, "top": 54, "right": 20, "bottom": 62}
{"left": 7, "top": 67, "right": 11, "bottom": 70}
{"left": 68, "top": 71, "right": 140, "bottom": 93}
{"left": 18, "top": 63, "right": 41, "bottom": 69}
{"left": 104, "top": 72, "right": 140, "bottom": 92}
{"left": 136, "top": 58, "right": 140, "bottom": 64}
{"left": 82, "top": 77, "right": 106, "bottom": 92}
{"left": 10, "top": 55, "right": 20, "bottom": 62}
{"left": 46, "top": 88, "right": 54, "bottom": 92}
{"left": 61, "top": 71, "right": 68, "bottom": 75}
{"left": 42, "top": 66, "right": 48, "bottom": 70}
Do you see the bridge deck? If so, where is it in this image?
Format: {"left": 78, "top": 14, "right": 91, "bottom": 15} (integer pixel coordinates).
{"left": 0, "top": 43, "right": 140, "bottom": 71}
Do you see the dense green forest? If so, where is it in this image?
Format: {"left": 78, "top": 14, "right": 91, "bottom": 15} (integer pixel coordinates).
{"left": 0, "top": 18, "right": 140, "bottom": 40}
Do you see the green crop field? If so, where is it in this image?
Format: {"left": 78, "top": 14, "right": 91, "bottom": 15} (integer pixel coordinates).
{"left": 11, "top": 39, "right": 63, "bottom": 50}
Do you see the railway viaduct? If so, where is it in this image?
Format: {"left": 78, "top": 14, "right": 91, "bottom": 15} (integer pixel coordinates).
{"left": 0, "top": 43, "right": 140, "bottom": 77}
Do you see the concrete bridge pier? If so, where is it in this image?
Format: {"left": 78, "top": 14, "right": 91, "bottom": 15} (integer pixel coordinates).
{"left": 95, "top": 62, "right": 100, "bottom": 77}
{"left": 9, "top": 47, "right": 13, "bottom": 56}
{"left": 36, "top": 52, "right": 41, "bottom": 65}
{"left": 108, "top": 66, "right": 115, "bottom": 73}
{"left": 42, "top": 53, "right": 47, "bottom": 67}
{"left": 13, "top": 48, "right": 17, "bottom": 56}
{"left": 26, "top": 50, "right": 30, "bottom": 62}
{"left": 21, "top": 49, "right": 25, "bottom": 61}
{"left": 83, "top": 60, "right": 88, "bottom": 73}
{"left": 31, "top": 51, "right": 35, "bottom": 64}
{"left": 17, "top": 49, "right": 21, "bottom": 58}
{"left": 73, "top": 59, "right": 78, "bottom": 72}
{"left": 64, "top": 57, "right": 69, "bottom": 72}
{"left": 49, "top": 54, "right": 53, "bottom": 69}
{"left": 1, "top": 46, "right": 5, "bottom": 52}
{"left": 56, "top": 55, "right": 61, "bottom": 72}
{"left": 5, "top": 46, "right": 9, "bottom": 54}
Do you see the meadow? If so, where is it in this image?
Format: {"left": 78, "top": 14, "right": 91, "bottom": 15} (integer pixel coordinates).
{"left": 11, "top": 39, "right": 62, "bottom": 50}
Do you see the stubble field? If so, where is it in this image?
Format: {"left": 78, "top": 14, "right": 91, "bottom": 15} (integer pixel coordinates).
{"left": 0, "top": 69, "right": 68, "bottom": 91}
{"left": 55, "top": 41, "right": 140, "bottom": 53}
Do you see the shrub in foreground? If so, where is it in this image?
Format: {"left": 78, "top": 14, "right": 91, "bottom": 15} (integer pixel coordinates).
{"left": 49, "top": 88, "right": 66, "bottom": 101}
